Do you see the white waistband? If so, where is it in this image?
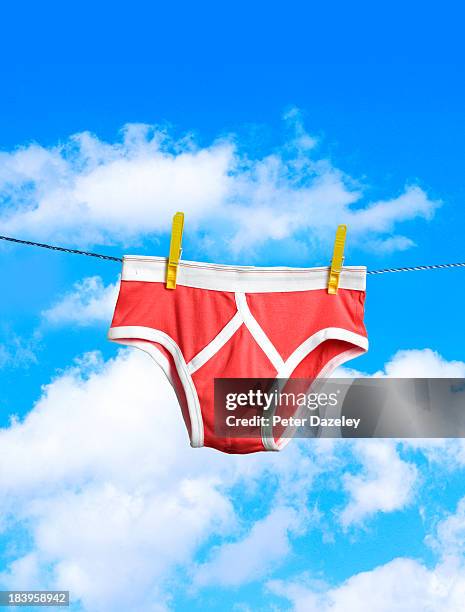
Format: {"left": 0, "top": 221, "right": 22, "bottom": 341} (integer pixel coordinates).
{"left": 121, "top": 255, "right": 366, "bottom": 293}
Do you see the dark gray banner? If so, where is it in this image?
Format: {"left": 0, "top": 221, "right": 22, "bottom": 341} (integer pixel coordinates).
{"left": 214, "top": 378, "right": 465, "bottom": 438}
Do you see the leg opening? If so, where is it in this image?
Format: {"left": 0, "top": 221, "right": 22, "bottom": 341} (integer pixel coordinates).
{"left": 266, "top": 333, "right": 368, "bottom": 451}
{"left": 108, "top": 326, "right": 204, "bottom": 447}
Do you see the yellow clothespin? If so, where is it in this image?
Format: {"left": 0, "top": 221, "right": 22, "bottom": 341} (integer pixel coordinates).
{"left": 166, "top": 212, "right": 185, "bottom": 289}
{"left": 328, "top": 224, "right": 347, "bottom": 295}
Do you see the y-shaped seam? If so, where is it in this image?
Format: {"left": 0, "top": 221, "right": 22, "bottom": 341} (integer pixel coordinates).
{"left": 186, "top": 312, "right": 243, "bottom": 374}
{"left": 234, "top": 293, "right": 370, "bottom": 451}
{"left": 235, "top": 292, "right": 285, "bottom": 372}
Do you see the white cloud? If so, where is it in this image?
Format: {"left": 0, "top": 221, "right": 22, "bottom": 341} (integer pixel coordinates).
{"left": 363, "top": 235, "right": 415, "bottom": 254}
{"left": 269, "top": 495, "right": 465, "bottom": 612}
{"left": 0, "top": 344, "right": 463, "bottom": 609}
{"left": 41, "top": 276, "right": 119, "bottom": 326}
{"left": 268, "top": 558, "right": 465, "bottom": 612}
{"left": 332, "top": 348, "right": 465, "bottom": 526}
{"left": 349, "top": 186, "right": 437, "bottom": 233}
{"left": 379, "top": 349, "right": 465, "bottom": 378}
{"left": 193, "top": 506, "right": 299, "bottom": 588}
{"left": 431, "top": 496, "right": 465, "bottom": 558}
{"left": 335, "top": 348, "right": 465, "bottom": 379}
{"left": 0, "top": 553, "right": 44, "bottom": 591}
{"left": 340, "top": 440, "right": 417, "bottom": 527}
{"left": 0, "top": 348, "right": 321, "bottom": 611}
{"left": 0, "top": 334, "right": 38, "bottom": 369}
{"left": 0, "top": 118, "right": 440, "bottom": 257}
{"left": 0, "top": 344, "right": 9, "bottom": 368}
{"left": 349, "top": 348, "right": 465, "bottom": 470}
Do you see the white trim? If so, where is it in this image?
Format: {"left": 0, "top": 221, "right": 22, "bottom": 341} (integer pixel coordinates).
{"left": 317, "top": 347, "right": 365, "bottom": 379}
{"left": 108, "top": 326, "right": 204, "bottom": 448}
{"left": 111, "top": 337, "right": 195, "bottom": 411}
{"left": 273, "top": 347, "right": 366, "bottom": 449}
{"left": 261, "top": 331, "right": 369, "bottom": 451}
{"left": 276, "top": 327, "right": 369, "bottom": 378}
{"left": 121, "top": 255, "right": 366, "bottom": 293}
{"left": 235, "top": 292, "right": 285, "bottom": 372}
{"left": 111, "top": 337, "right": 173, "bottom": 383}
{"left": 187, "top": 313, "right": 243, "bottom": 374}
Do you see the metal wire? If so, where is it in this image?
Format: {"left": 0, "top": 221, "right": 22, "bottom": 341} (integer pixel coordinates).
{"left": 0, "top": 235, "right": 122, "bottom": 262}
{"left": 366, "top": 262, "right": 465, "bottom": 275}
{"left": 0, "top": 234, "right": 464, "bottom": 275}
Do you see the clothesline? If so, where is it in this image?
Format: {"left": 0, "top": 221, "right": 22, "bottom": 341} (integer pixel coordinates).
{"left": 0, "top": 234, "right": 464, "bottom": 276}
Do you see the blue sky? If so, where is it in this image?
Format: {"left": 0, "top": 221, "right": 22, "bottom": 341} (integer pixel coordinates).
{"left": 0, "top": 2, "right": 465, "bottom": 611}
